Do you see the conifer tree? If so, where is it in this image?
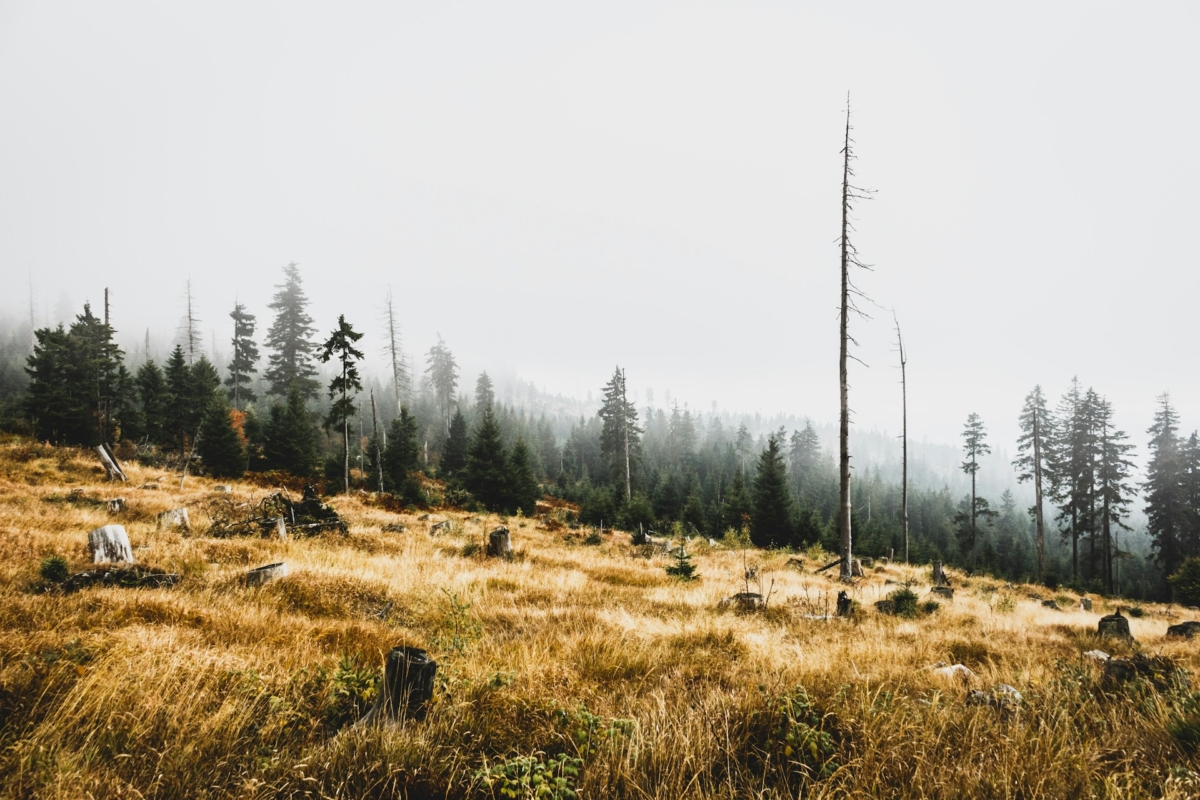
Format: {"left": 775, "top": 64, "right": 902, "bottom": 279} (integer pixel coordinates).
{"left": 425, "top": 335, "right": 459, "bottom": 436}
{"left": 1095, "top": 396, "right": 1135, "bottom": 593}
{"left": 264, "top": 384, "right": 320, "bottom": 477}
{"left": 1014, "top": 385, "right": 1054, "bottom": 582}
{"left": 598, "top": 367, "right": 640, "bottom": 502}
{"left": 382, "top": 406, "right": 422, "bottom": 504}
{"left": 441, "top": 408, "right": 470, "bottom": 480}
{"left": 1146, "top": 393, "right": 1188, "bottom": 578}
{"left": 225, "top": 302, "right": 259, "bottom": 410}
{"left": 163, "top": 345, "right": 193, "bottom": 450}
{"left": 319, "top": 315, "right": 365, "bottom": 494}
{"left": 958, "top": 413, "right": 994, "bottom": 566}
{"left": 466, "top": 405, "right": 510, "bottom": 512}
{"left": 508, "top": 438, "right": 540, "bottom": 516}
{"left": 789, "top": 422, "right": 823, "bottom": 501}
{"left": 24, "top": 325, "right": 73, "bottom": 444}
{"left": 1051, "top": 381, "right": 1101, "bottom": 581}
{"left": 751, "top": 433, "right": 793, "bottom": 548}
{"left": 723, "top": 468, "right": 752, "bottom": 534}
{"left": 264, "top": 263, "right": 319, "bottom": 399}
{"left": 196, "top": 394, "right": 246, "bottom": 479}
{"left": 475, "top": 372, "right": 495, "bottom": 410}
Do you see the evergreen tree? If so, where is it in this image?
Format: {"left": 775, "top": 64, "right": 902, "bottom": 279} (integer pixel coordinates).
{"left": 24, "top": 325, "right": 73, "bottom": 444}
{"left": 319, "top": 315, "right": 365, "bottom": 494}
{"left": 196, "top": 394, "right": 246, "bottom": 479}
{"left": 1146, "top": 393, "right": 1188, "bottom": 579}
{"left": 1050, "top": 378, "right": 1099, "bottom": 582}
{"left": 425, "top": 335, "right": 459, "bottom": 436}
{"left": 264, "top": 262, "right": 319, "bottom": 399}
{"left": 723, "top": 468, "right": 753, "bottom": 535}
{"left": 789, "top": 421, "right": 823, "bottom": 501}
{"left": 959, "top": 412, "right": 993, "bottom": 566}
{"left": 225, "top": 302, "right": 259, "bottom": 409}
{"left": 163, "top": 345, "right": 194, "bottom": 450}
{"left": 466, "top": 405, "right": 510, "bottom": 512}
{"left": 1095, "top": 396, "right": 1135, "bottom": 593}
{"left": 475, "top": 371, "right": 495, "bottom": 409}
{"left": 1013, "top": 385, "right": 1053, "bottom": 582}
{"left": 598, "top": 367, "right": 641, "bottom": 502}
{"left": 508, "top": 438, "right": 540, "bottom": 516}
{"left": 441, "top": 408, "right": 469, "bottom": 480}
{"left": 263, "top": 384, "right": 320, "bottom": 477}
{"left": 382, "top": 406, "right": 422, "bottom": 504}
{"left": 751, "top": 434, "right": 794, "bottom": 548}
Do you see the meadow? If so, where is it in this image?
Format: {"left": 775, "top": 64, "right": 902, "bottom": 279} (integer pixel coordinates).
{"left": 1, "top": 435, "right": 1198, "bottom": 799}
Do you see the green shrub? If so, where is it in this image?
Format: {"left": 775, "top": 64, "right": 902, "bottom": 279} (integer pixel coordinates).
{"left": 1170, "top": 558, "right": 1200, "bottom": 607}
{"left": 1127, "top": 606, "right": 1145, "bottom": 618}
{"left": 583, "top": 532, "right": 603, "bottom": 546}
{"left": 462, "top": 540, "right": 482, "bottom": 558}
{"left": 40, "top": 555, "right": 69, "bottom": 583}
{"left": 665, "top": 546, "right": 698, "bottom": 581}
{"left": 749, "top": 685, "right": 840, "bottom": 781}
{"left": 474, "top": 753, "right": 582, "bottom": 800}
{"left": 322, "top": 653, "right": 379, "bottom": 728}
{"left": 920, "top": 600, "right": 941, "bottom": 615}
{"left": 887, "top": 587, "right": 919, "bottom": 618}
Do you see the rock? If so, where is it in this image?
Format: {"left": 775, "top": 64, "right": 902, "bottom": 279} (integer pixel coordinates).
{"left": 157, "top": 508, "right": 191, "bottom": 531}
{"left": 1167, "top": 621, "right": 1200, "bottom": 639}
{"left": 213, "top": 484, "right": 232, "bottom": 494}
{"left": 88, "top": 524, "right": 135, "bottom": 564}
{"left": 1079, "top": 597, "right": 1093, "bottom": 612}
{"left": 1042, "top": 599, "right": 1060, "bottom": 610}
{"left": 417, "top": 514, "right": 431, "bottom": 521}
{"left": 967, "top": 683, "right": 1023, "bottom": 711}
{"left": 1102, "top": 653, "right": 1186, "bottom": 692}
{"left": 106, "top": 497, "right": 126, "bottom": 513}
{"left": 1098, "top": 611, "right": 1134, "bottom": 641}
{"left": 720, "top": 592, "right": 765, "bottom": 611}
{"left": 1084, "top": 650, "right": 1110, "bottom": 661}
{"left": 486, "top": 527, "right": 512, "bottom": 558}
{"left": 874, "top": 599, "right": 897, "bottom": 615}
{"left": 934, "top": 663, "right": 976, "bottom": 680}
{"left": 931, "top": 586, "right": 954, "bottom": 600}
{"left": 429, "top": 520, "right": 451, "bottom": 535}
{"left": 382, "top": 523, "right": 407, "bottom": 533}
{"left": 246, "top": 562, "right": 288, "bottom": 587}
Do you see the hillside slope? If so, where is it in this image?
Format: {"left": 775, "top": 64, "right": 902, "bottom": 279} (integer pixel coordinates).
{"left": 0, "top": 436, "right": 1197, "bottom": 799}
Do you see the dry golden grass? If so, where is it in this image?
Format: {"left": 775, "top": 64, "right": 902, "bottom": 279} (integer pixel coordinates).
{"left": 2, "top": 435, "right": 1199, "bottom": 798}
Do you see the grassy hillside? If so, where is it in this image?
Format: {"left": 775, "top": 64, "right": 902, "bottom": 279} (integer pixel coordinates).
{"left": 1, "top": 435, "right": 1198, "bottom": 799}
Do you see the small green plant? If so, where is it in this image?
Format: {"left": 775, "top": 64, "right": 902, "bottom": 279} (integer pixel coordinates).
{"left": 583, "top": 531, "right": 603, "bottom": 546}
{"left": 750, "top": 685, "right": 839, "bottom": 780}
{"left": 431, "top": 588, "right": 483, "bottom": 655}
{"left": 553, "top": 705, "right": 635, "bottom": 760}
{"left": 665, "top": 545, "right": 698, "bottom": 581}
{"left": 40, "top": 554, "right": 69, "bottom": 584}
{"left": 993, "top": 594, "right": 1016, "bottom": 614}
{"left": 919, "top": 600, "right": 941, "bottom": 615}
{"left": 887, "top": 587, "right": 919, "bottom": 618}
{"left": 1171, "top": 559, "right": 1200, "bottom": 607}
{"left": 462, "top": 540, "right": 482, "bottom": 558}
{"left": 474, "top": 753, "right": 582, "bottom": 800}
{"left": 1127, "top": 605, "right": 1145, "bottom": 618}
{"left": 322, "top": 652, "right": 379, "bottom": 728}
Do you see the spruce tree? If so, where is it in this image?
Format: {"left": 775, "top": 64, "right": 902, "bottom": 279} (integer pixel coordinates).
{"left": 382, "top": 406, "right": 422, "bottom": 504}
{"left": 135, "top": 360, "right": 169, "bottom": 447}
{"left": 723, "top": 468, "right": 753, "bottom": 535}
{"left": 319, "top": 315, "right": 365, "bottom": 494}
{"left": 1013, "top": 385, "right": 1054, "bottom": 582}
{"left": 441, "top": 408, "right": 470, "bottom": 480}
{"left": 1095, "top": 396, "right": 1135, "bottom": 593}
{"left": 598, "top": 367, "right": 641, "bottom": 502}
{"left": 264, "top": 262, "right": 319, "bottom": 400}
{"left": 508, "top": 438, "right": 540, "bottom": 516}
{"left": 225, "top": 302, "right": 259, "bottom": 409}
{"left": 1146, "top": 393, "right": 1188, "bottom": 579}
{"left": 196, "top": 394, "right": 246, "bottom": 479}
{"left": 958, "top": 412, "right": 993, "bottom": 566}
{"left": 475, "top": 372, "right": 495, "bottom": 409}
{"left": 425, "top": 335, "right": 459, "bottom": 436}
{"left": 789, "top": 422, "right": 823, "bottom": 501}
{"left": 163, "top": 345, "right": 194, "bottom": 450}
{"left": 24, "top": 325, "right": 73, "bottom": 444}
{"left": 264, "top": 384, "right": 320, "bottom": 477}
{"left": 466, "top": 405, "right": 510, "bottom": 512}
{"left": 751, "top": 433, "right": 794, "bottom": 548}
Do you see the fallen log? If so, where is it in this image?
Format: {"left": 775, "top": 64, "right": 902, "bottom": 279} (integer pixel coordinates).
{"left": 815, "top": 558, "right": 842, "bottom": 574}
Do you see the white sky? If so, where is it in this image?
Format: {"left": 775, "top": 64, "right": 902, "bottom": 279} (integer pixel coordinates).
{"left": 2, "top": 1, "right": 1198, "bottom": 452}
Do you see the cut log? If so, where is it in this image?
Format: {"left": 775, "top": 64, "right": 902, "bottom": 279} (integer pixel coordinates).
{"left": 486, "top": 527, "right": 512, "bottom": 558}
{"left": 106, "top": 497, "right": 126, "bottom": 513}
{"left": 246, "top": 562, "right": 288, "bottom": 587}
{"left": 1097, "top": 610, "right": 1133, "bottom": 641}
{"left": 932, "top": 561, "right": 949, "bottom": 587}
{"left": 94, "top": 444, "right": 128, "bottom": 482}
{"left": 358, "top": 646, "right": 438, "bottom": 725}
{"left": 89, "top": 524, "right": 135, "bottom": 564}
{"left": 816, "top": 558, "right": 842, "bottom": 574}
{"left": 157, "top": 508, "right": 191, "bottom": 531}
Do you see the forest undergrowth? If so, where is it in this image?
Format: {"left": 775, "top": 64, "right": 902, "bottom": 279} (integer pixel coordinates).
{"left": 1, "top": 435, "right": 1199, "bottom": 799}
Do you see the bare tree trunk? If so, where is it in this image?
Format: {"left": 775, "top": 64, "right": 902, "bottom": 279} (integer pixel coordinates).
{"left": 622, "top": 368, "right": 632, "bottom": 504}
{"left": 342, "top": 362, "right": 350, "bottom": 495}
{"left": 838, "top": 101, "right": 854, "bottom": 581}
{"left": 385, "top": 289, "right": 405, "bottom": 414}
{"left": 371, "top": 390, "right": 383, "bottom": 493}
{"left": 895, "top": 314, "right": 908, "bottom": 564}
{"left": 1033, "top": 408, "right": 1045, "bottom": 582}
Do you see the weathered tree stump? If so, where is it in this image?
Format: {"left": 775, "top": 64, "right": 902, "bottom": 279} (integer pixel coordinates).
{"left": 214, "top": 484, "right": 232, "bottom": 494}
{"left": 246, "top": 562, "right": 288, "bottom": 587}
{"left": 269, "top": 517, "right": 288, "bottom": 540}
{"left": 382, "top": 523, "right": 407, "bottom": 533}
{"left": 931, "top": 586, "right": 954, "bottom": 600}
{"left": 720, "top": 592, "right": 765, "bottom": 611}
{"left": 94, "top": 444, "right": 128, "bottom": 482}
{"left": 1097, "top": 610, "right": 1133, "bottom": 640}
{"left": 158, "top": 508, "right": 191, "bottom": 531}
{"left": 358, "top": 646, "right": 438, "bottom": 725}
{"left": 1168, "top": 621, "right": 1200, "bottom": 639}
{"left": 429, "top": 520, "right": 451, "bottom": 536}
{"left": 851, "top": 559, "right": 864, "bottom": 577}
{"left": 1080, "top": 597, "right": 1093, "bottom": 612}
{"left": 89, "top": 525, "right": 135, "bottom": 564}
{"left": 106, "top": 497, "right": 126, "bottom": 513}
{"left": 932, "top": 561, "right": 949, "bottom": 587}
{"left": 836, "top": 590, "right": 853, "bottom": 617}
{"left": 487, "top": 527, "right": 512, "bottom": 558}
{"left": 1042, "top": 599, "right": 1061, "bottom": 610}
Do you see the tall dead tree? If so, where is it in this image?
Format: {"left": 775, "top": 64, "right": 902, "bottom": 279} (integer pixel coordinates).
{"left": 383, "top": 288, "right": 409, "bottom": 414}
{"left": 370, "top": 390, "right": 384, "bottom": 492}
{"left": 838, "top": 95, "right": 873, "bottom": 581}
{"left": 183, "top": 279, "right": 201, "bottom": 363}
{"left": 894, "top": 312, "right": 908, "bottom": 563}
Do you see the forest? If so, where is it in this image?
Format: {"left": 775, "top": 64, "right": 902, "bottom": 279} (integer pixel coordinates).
{"left": 0, "top": 261, "right": 1195, "bottom": 602}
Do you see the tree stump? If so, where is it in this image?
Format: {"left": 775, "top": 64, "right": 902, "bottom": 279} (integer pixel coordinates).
{"left": 158, "top": 508, "right": 191, "bottom": 531}
{"left": 487, "top": 527, "right": 512, "bottom": 558}
{"left": 214, "top": 484, "right": 232, "bottom": 494}
{"left": 358, "top": 646, "right": 438, "bottom": 725}
{"left": 932, "top": 561, "right": 949, "bottom": 587}
{"left": 851, "top": 559, "right": 864, "bottom": 577}
{"left": 1079, "top": 597, "right": 1093, "bottom": 612}
{"left": 106, "top": 498, "right": 126, "bottom": 513}
{"left": 931, "top": 586, "right": 954, "bottom": 600}
{"left": 720, "top": 592, "right": 765, "bottom": 611}
{"left": 874, "top": 599, "right": 897, "bottom": 615}
{"left": 246, "top": 562, "right": 288, "bottom": 587}
{"left": 88, "top": 524, "right": 135, "bottom": 564}
{"left": 94, "top": 444, "right": 128, "bottom": 482}
{"left": 1168, "top": 621, "right": 1200, "bottom": 639}
{"left": 270, "top": 517, "right": 288, "bottom": 540}
{"left": 836, "top": 590, "right": 853, "bottom": 617}
{"left": 429, "top": 520, "right": 451, "bottom": 536}
{"left": 1097, "top": 610, "right": 1133, "bottom": 640}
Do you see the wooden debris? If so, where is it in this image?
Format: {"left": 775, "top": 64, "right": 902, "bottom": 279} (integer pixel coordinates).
{"left": 94, "top": 444, "right": 127, "bottom": 482}
{"left": 246, "top": 562, "right": 288, "bottom": 587}
{"left": 62, "top": 565, "right": 177, "bottom": 593}
{"left": 719, "top": 592, "right": 765, "bottom": 611}
{"left": 88, "top": 524, "right": 134, "bottom": 564}
{"left": 106, "top": 497, "right": 126, "bottom": 513}
{"left": 382, "top": 523, "right": 407, "bottom": 533}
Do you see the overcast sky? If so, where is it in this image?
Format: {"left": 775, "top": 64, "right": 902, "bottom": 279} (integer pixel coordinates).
{"left": 2, "top": 2, "right": 1198, "bottom": 452}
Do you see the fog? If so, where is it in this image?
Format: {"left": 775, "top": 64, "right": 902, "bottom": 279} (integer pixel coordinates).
{"left": 3, "top": 1, "right": 1198, "bottom": 456}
